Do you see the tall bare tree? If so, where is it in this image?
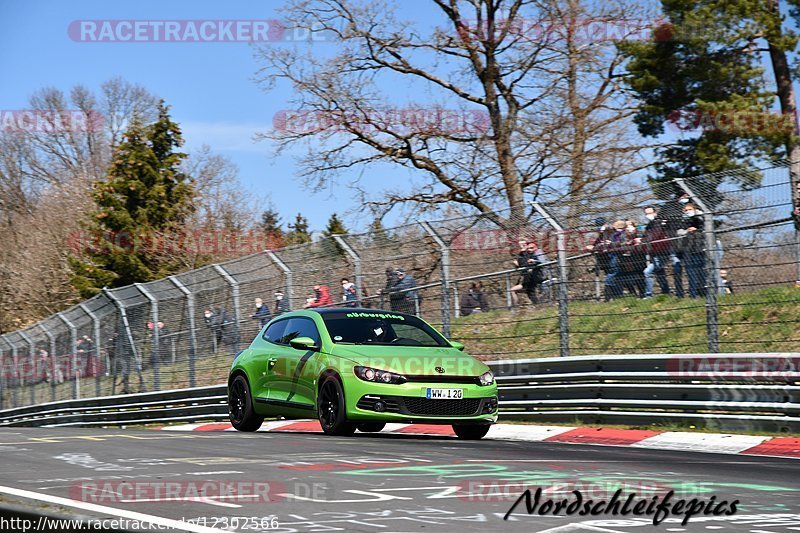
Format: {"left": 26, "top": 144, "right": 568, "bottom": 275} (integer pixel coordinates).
{"left": 256, "top": 0, "right": 656, "bottom": 227}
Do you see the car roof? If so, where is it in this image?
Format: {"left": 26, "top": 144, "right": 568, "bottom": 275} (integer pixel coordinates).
{"left": 311, "top": 307, "right": 408, "bottom": 316}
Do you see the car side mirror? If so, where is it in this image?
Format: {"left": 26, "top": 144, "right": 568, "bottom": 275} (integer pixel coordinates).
{"left": 450, "top": 341, "right": 465, "bottom": 351}
{"left": 289, "top": 336, "right": 319, "bottom": 351}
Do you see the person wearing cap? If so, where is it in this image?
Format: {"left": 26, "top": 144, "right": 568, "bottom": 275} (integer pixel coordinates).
{"left": 389, "top": 267, "right": 418, "bottom": 313}
{"left": 274, "top": 292, "right": 290, "bottom": 315}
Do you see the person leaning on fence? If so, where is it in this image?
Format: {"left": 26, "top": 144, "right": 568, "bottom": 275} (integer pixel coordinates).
{"left": 618, "top": 221, "right": 646, "bottom": 298}
{"left": 678, "top": 203, "right": 707, "bottom": 298}
{"left": 641, "top": 205, "right": 672, "bottom": 298}
{"left": 389, "top": 268, "right": 419, "bottom": 313}
{"left": 460, "top": 281, "right": 490, "bottom": 316}
{"left": 304, "top": 284, "right": 333, "bottom": 308}
{"left": 509, "top": 239, "right": 529, "bottom": 306}
{"left": 250, "top": 297, "right": 271, "bottom": 326}
{"left": 341, "top": 278, "right": 359, "bottom": 307}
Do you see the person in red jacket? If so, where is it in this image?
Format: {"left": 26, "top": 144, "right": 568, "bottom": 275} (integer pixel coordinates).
{"left": 304, "top": 284, "right": 333, "bottom": 308}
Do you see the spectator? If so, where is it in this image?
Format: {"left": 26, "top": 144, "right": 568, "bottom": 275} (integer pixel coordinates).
{"left": 521, "top": 241, "right": 549, "bottom": 304}
{"left": 204, "top": 306, "right": 240, "bottom": 355}
{"left": 341, "top": 278, "right": 359, "bottom": 307}
{"left": 460, "top": 281, "right": 490, "bottom": 316}
{"left": 509, "top": 239, "right": 530, "bottom": 306}
{"left": 720, "top": 269, "right": 734, "bottom": 294}
{"left": 586, "top": 218, "right": 614, "bottom": 293}
{"left": 660, "top": 192, "right": 690, "bottom": 297}
{"left": 304, "top": 285, "right": 333, "bottom": 308}
{"left": 250, "top": 297, "right": 271, "bottom": 326}
{"left": 598, "top": 220, "right": 627, "bottom": 300}
{"left": 360, "top": 282, "right": 372, "bottom": 308}
{"left": 678, "top": 202, "right": 707, "bottom": 298}
{"left": 618, "top": 222, "right": 646, "bottom": 297}
{"left": 76, "top": 335, "right": 101, "bottom": 377}
{"left": 641, "top": 206, "right": 672, "bottom": 298}
{"left": 146, "top": 321, "right": 172, "bottom": 365}
{"left": 274, "top": 291, "right": 290, "bottom": 315}
{"left": 390, "top": 268, "right": 418, "bottom": 313}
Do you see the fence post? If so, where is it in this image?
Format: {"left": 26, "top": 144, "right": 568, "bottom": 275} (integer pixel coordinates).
{"left": 38, "top": 324, "right": 57, "bottom": 402}
{"left": 213, "top": 264, "right": 241, "bottom": 353}
{"left": 421, "top": 221, "right": 451, "bottom": 338}
{"left": 505, "top": 271, "right": 513, "bottom": 311}
{"left": 168, "top": 276, "right": 197, "bottom": 388}
{"left": 79, "top": 303, "right": 103, "bottom": 397}
{"left": 17, "top": 331, "right": 35, "bottom": 405}
{"left": 676, "top": 178, "right": 720, "bottom": 353}
{"left": 333, "top": 235, "right": 363, "bottom": 306}
{"left": 57, "top": 313, "right": 80, "bottom": 399}
{"left": 135, "top": 283, "right": 160, "bottom": 391}
{"left": 266, "top": 250, "right": 293, "bottom": 310}
{"left": 532, "top": 202, "right": 570, "bottom": 357}
{"left": 2, "top": 336, "right": 18, "bottom": 408}
{"left": 103, "top": 288, "right": 145, "bottom": 393}
{"left": 453, "top": 281, "right": 460, "bottom": 319}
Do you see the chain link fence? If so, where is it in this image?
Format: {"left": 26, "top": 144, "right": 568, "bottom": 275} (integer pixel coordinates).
{"left": 1, "top": 162, "right": 798, "bottom": 409}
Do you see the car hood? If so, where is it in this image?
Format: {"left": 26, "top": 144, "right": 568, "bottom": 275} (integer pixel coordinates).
{"left": 328, "top": 345, "right": 490, "bottom": 377}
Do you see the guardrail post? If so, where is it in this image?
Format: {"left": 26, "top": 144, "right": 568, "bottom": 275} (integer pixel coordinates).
{"left": 676, "top": 178, "right": 720, "bottom": 353}
{"left": 169, "top": 276, "right": 197, "bottom": 388}
{"left": 103, "top": 288, "right": 145, "bottom": 393}
{"left": 332, "top": 235, "right": 363, "bottom": 306}
{"left": 213, "top": 264, "right": 241, "bottom": 353}
{"left": 532, "top": 202, "right": 570, "bottom": 357}
{"left": 135, "top": 284, "right": 161, "bottom": 391}
{"left": 38, "top": 324, "right": 57, "bottom": 402}
{"left": 57, "top": 313, "right": 80, "bottom": 399}
{"left": 421, "top": 222, "right": 451, "bottom": 337}
{"left": 79, "top": 303, "right": 103, "bottom": 397}
{"left": 266, "top": 250, "right": 293, "bottom": 310}
{"left": 0, "top": 335, "right": 8, "bottom": 410}
{"left": 17, "top": 331, "right": 35, "bottom": 405}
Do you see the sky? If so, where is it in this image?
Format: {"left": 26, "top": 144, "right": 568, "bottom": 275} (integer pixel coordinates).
{"left": 0, "top": 0, "right": 430, "bottom": 232}
{"left": 1, "top": 0, "right": 796, "bottom": 232}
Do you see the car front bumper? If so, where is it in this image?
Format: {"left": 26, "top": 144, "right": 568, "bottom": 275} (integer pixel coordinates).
{"left": 345, "top": 380, "right": 499, "bottom": 423}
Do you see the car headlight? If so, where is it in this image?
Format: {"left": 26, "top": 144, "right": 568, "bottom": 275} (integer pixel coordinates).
{"left": 354, "top": 366, "right": 406, "bottom": 385}
{"left": 479, "top": 371, "right": 494, "bottom": 386}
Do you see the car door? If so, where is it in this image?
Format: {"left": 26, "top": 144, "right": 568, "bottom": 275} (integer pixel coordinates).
{"left": 251, "top": 319, "right": 289, "bottom": 401}
{"left": 268, "top": 316, "right": 322, "bottom": 409}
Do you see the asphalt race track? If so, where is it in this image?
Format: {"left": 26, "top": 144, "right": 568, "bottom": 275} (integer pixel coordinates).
{"left": 0, "top": 426, "right": 798, "bottom": 533}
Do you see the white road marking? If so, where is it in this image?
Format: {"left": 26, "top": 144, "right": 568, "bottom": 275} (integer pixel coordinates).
{"left": 0, "top": 484, "right": 226, "bottom": 533}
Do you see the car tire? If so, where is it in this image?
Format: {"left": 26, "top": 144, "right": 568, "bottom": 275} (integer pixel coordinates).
{"left": 452, "top": 424, "right": 491, "bottom": 440}
{"left": 357, "top": 422, "right": 386, "bottom": 433}
{"left": 228, "top": 374, "right": 264, "bottom": 432}
{"left": 317, "top": 376, "right": 356, "bottom": 436}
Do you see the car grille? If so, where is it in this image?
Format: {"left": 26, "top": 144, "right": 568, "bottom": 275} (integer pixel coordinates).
{"left": 403, "top": 397, "right": 482, "bottom": 416}
{"left": 357, "top": 395, "right": 490, "bottom": 417}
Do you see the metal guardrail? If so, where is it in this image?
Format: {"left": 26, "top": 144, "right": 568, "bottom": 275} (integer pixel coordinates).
{"left": 0, "top": 353, "right": 798, "bottom": 433}
{"left": 489, "top": 353, "right": 800, "bottom": 433}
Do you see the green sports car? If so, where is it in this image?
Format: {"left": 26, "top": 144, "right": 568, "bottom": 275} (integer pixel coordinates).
{"left": 227, "top": 308, "right": 498, "bottom": 439}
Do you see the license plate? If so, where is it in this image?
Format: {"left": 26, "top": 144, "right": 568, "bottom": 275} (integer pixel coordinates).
{"left": 426, "top": 388, "right": 463, "bottom": 400}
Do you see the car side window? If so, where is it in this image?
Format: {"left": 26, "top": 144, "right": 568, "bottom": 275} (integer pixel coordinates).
{"left": 262, "top": 320, "right": 289, "bottom": 344}
{"left": 278, "top": 317, "right": 321, "bottom": 345}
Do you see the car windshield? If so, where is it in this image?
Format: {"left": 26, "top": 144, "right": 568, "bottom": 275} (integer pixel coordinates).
{"left": 321, "top": 311, "right": 449, "bottom": 347}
